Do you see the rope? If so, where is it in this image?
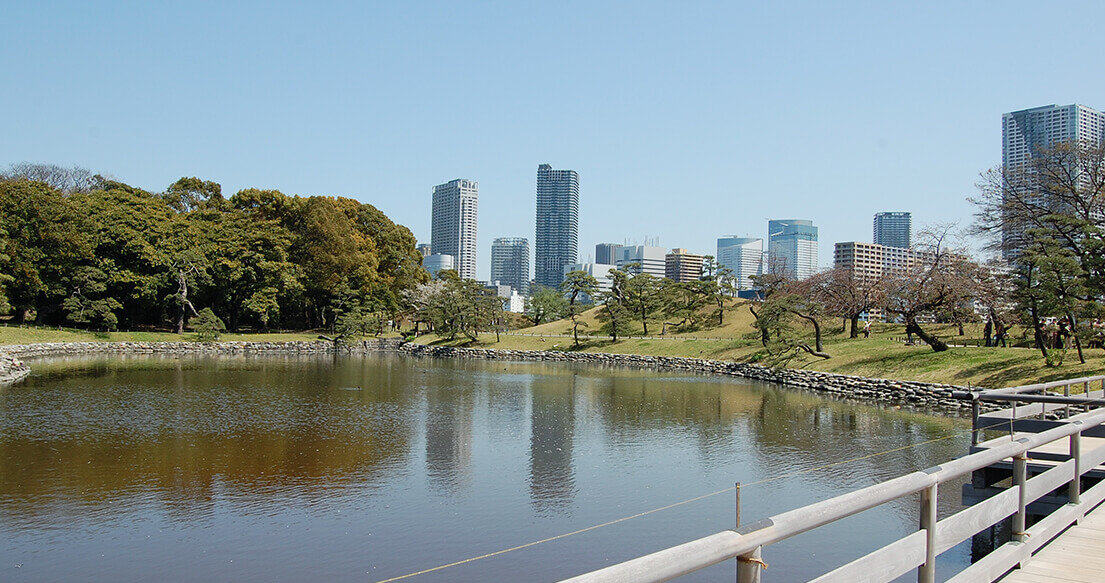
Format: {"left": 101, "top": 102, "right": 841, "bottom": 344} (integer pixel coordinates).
{"left": 372, "top": 418, "right": 1016, "bottom": 583}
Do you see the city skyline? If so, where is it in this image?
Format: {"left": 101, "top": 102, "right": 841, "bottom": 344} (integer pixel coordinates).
{"left": 7, "top": 4, "right": 1105, "bottom": 282}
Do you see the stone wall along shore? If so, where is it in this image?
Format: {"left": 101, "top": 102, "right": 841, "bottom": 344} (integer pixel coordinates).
{"left": 398, "top": 343, "right": 986, "bottom": 412}
{"left": 1, "top": 338, "right": 986, "bottom": 413}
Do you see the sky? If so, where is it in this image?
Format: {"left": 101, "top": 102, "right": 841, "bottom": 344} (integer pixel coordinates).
{"left": 6, "top": 1, "right": 1105, "bottom": 281}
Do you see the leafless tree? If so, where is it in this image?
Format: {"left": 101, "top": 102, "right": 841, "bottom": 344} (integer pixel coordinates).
{"left": 884, "top": 226, "right": 978, "bottom": 352}
{"left": 807, "top": 268, "right": 886, "bottom": 338}
{"left": 1, "top": 162, "right": 97, "bottom": 194}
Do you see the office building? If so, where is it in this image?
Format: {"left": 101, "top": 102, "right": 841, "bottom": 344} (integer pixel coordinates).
{"left": 665, "top": 248, "right": 704, "bottom": 282}
{"left": 873, "top": 212, "right": 912, "bottom": 249}
{"left": 616, "top": 245, "right": 667, "bottom": 278}
{"left": 430, "top": 179, "right": 478, "bottom": 280}
{"left": 716, "top": 237, "right": 763, "bottom": 291}
{"left": 563, "top": 263, "right": 616, "bottom": 302}
{"left": 423, "top": 254, "right": 455, "bottom": 278}
{"left": 767, "top": 219, "right": 818, "bottom": 280}
{"left": 1001, "top": 104, "right": 1105, "bottom": 258}
{"left": 490, "top": 237, "right": 530, "bottom": 296}
{"left": 416, "top": 243, "right": 431, "bottom": 257}
{"left": 595, "top": 243, "right": 623, "bottom": 266}
{"left": 487, "top": 282, "right": 526, "bottom": 313}
{"left": 833, "top": 242, "right": 920, "bottom": 282}
{"left": 534, "top": 164, "right": 580, "bottom": 289}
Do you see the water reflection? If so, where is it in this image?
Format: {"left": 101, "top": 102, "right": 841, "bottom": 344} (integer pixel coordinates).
{"left": 529, "top": 374, "right": 576, "bottom": 514}
{"left": 0, "top": 354, "right": 972, "bottom": 583}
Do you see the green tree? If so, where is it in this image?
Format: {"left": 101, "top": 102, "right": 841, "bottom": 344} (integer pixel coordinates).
{"left": 561, "top": 270, "right": 598, "bottom": 347}
{"left": 525, "top": 285, "right": 568, "bottom": 325}
{"left": 623, "top": 268, "right": 662, "bottom": 335}
{"left": 191, "top": 307, "right": 226, "bottom": 341}
{"left": 596, "top": 268, "right": 632, "bottom": 341}
{"left": 0, "top": 179, "right": 92, "bottom": 323}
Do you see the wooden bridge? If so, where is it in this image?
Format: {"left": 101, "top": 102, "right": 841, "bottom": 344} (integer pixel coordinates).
{"left": 559, "top": 374, "right": 1105, "bottom": 583}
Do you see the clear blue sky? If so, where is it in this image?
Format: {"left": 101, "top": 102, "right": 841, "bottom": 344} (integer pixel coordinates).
{"left": 6, "top": 1, "right": 1105, "bottom": 280}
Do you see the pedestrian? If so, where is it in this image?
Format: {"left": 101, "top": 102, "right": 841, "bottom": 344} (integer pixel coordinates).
{"left": 863, "top": 320, "right": 870, "bottom": 339}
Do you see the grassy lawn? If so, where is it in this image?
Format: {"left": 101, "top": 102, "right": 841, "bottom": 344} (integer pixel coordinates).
{"left": 413, "top": 302, "right": 1105, "bottom": 389}
{"left": 0, "top": 325, "right": 322, "bottom": 345}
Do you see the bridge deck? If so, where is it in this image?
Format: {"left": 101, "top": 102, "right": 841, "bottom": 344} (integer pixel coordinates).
{"left": 998, "top": 502, "right": 1105, "bottom": 583}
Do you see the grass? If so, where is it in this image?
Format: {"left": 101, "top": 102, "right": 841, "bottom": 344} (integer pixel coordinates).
{"left": 0, "top": 325, "right": 321, "bottom": 345}
{"left": 7, "top": 304, "right": 1105, "bottom": 390}
{"left": 413, "top": 301, "right": 1105, "bottom": 389}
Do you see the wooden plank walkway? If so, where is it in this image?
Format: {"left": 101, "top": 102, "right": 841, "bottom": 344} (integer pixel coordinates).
{"left": 998, "top": 502, "right": 1105, "bottom": 583}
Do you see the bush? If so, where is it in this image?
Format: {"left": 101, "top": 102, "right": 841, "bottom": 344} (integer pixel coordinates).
{"left": 191, "top": 308, "right": 226, "bottom": 342}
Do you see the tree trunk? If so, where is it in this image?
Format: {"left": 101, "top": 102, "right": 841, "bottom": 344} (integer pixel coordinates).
{"left": 849, "top": 315, "right": 860, "bottom": 339}
{"left": 906, "top": 317, "right": 948, "bottom": 352}
{"left": 749, "top": 304, "right": 769, "bottom": 346}
{"left": 794, "top": 311, "right": 827, "bottom": 355}
{"left": 1068, "top": 311, "right": 1086, "bottom": 364}
{"left": 1030, "top": 304, "right": 1049, "bottom": 360}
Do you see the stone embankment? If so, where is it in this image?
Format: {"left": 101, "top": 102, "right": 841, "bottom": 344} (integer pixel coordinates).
{"left": 399, "top": 343, "right": 984, "bottom": 412}
{"left": 0, "top": 338, "right": 404, "bottom": 385}
{"left": 0, "top": 338, "right": 984, "bottom": 412}
{"left": 0, "top": 351, "right": 31, "bottom": 384}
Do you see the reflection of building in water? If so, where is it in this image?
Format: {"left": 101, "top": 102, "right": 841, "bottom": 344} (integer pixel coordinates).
{"left": 425, "top": 390, "right": 474, "bottom": 494}
{"left": 529, "top": 379, "right": 576, "bottom": 513}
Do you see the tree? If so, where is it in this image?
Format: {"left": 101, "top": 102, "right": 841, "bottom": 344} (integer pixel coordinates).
{"left": 811, "top": 268, "right": 886, "bottom": 339}
{"left": 623, "top": 268, "right": 662, "bottom": 335}
{"left": 597, "top": 268, "right": 632, "bottom": 341}
{"left": 0, "top": 179, "right": 93, "bottom": 323}
{"left": 525, "top": 285, "right": 568, "bottom": 326}
{"left": 659, "top": 280, "right": 711, "bottom": 333}
{"left": 163, "top": 177, "right": 224, "bottom": 212}
{"left": 748, "top": 271, "right": 791, "bottom": 346}
{"left": 884, "top": 227, "right": 977, "bottom": 352}
{"left": 1, "top": 162, "right": 96, "bottom": 194}
{"left": 191, "top": 307, "right": 226, "bottom": 341}
{"left": 561, "top": 270, "right": 598, "bottom": 348}
{"left": 61, "top": 265, "right": 123, "bottom": 330}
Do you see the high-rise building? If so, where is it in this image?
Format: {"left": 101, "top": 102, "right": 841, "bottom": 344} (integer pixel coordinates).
{"left": 665, "top": 248, "right": 704, "bottom": 282}
{"left": 833, "top": 242, "right": 921, "bottom": 282}
{"left": 616, "top": 245, "right": 666, "bottom": 278}
{"left": 431, "top": 179, "right": 478, "bottom": 280}
{"left": 534, "top": 164, "right": 580, "bottom": 289}
{"left": 490, "top": 237, "right": 530, "bottom": 296}
{"left": 873, "top": 212, "right": 912, "bottom": 249}
{"left": 716, "top": 237, "right": 763, "bottom": 291}
{"left": 416, "top": 243, "right": 432, "bottom": 257}
{"left": 1001, "top": 104, "right": 1105, "bottom": 258}
{"left": 595, "top": 243, "right": 623, "bottom": 266}
{"left": 767, "top": 219, "right": 818, "bottom": 280}
{"left": 423, "top": 254, "right": 455, "bottom": 278}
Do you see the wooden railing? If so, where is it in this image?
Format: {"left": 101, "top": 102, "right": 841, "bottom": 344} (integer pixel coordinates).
{"left": 559, "top": 405, "right": 1105, "bottom": 583}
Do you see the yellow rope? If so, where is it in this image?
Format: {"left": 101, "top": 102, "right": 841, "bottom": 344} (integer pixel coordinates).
{"left": 371, "top": 415, "right": 1045, "bottom": 582}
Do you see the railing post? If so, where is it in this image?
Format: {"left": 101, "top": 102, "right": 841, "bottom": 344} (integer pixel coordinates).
{"left": 1070, "top": 431, "right": 1082, "bottom": 506}
{"left": 1013, "top": 453, "right": 1029, "bottom": 543}
{"left": 736, "top": 547, "right": 763, "bottom": 583}
{"left": 918, "top": 483, "right": 938, "bottom": 583}
{"left": 1065, "top": 384, "right": 1071, "bottom": 419}
{"left": 971, "top": 397, "right": 980, "bottom": 446}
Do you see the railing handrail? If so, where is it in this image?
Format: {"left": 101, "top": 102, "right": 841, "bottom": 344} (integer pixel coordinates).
{"left": 982, "top": 374, "right": 1105, "bottom": 396}
{"left": 559, "top": 406, "right": 1105, "bottom": 583}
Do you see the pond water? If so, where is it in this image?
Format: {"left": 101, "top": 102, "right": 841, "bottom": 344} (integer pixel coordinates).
{"left": 0, "top": 353, "right": 973, "bottom": 582}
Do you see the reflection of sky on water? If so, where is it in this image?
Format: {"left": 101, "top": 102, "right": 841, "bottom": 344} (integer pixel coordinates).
{"left": 1, "top": 354, "right": 971, "bottom": 582}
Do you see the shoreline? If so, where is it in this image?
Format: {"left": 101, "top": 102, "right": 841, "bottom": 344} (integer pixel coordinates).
{"left": 0, "top": 339, "right": 983, "bottom": 413}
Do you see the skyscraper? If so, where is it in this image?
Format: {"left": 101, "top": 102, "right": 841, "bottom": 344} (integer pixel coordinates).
{"left": 490, "top": 237, "right": 530, "bottom": 296}
{"left": 431, "top": 179, "right": 478, "bottom": 280}
{"left": 716, "top": 236, "right": 763, "bottom": 291}
{"left": 767, "top": 219, "right": 818, "bottom": 280}
{"left": 534, "top": 164, "right": 579, "bottom": 289}
{"left": 1001, "top": 104, "right": 1105, "bottom": 258}
{"left": 595, "top": 243, "right": 623, "bottom": 266}
{"left": 873, "top": 212, "right": 911, "bottom": 249}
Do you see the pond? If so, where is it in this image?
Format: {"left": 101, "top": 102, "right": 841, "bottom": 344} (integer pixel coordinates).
{"left": 0, "top": 353, "right": 972, "bottom": 582}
